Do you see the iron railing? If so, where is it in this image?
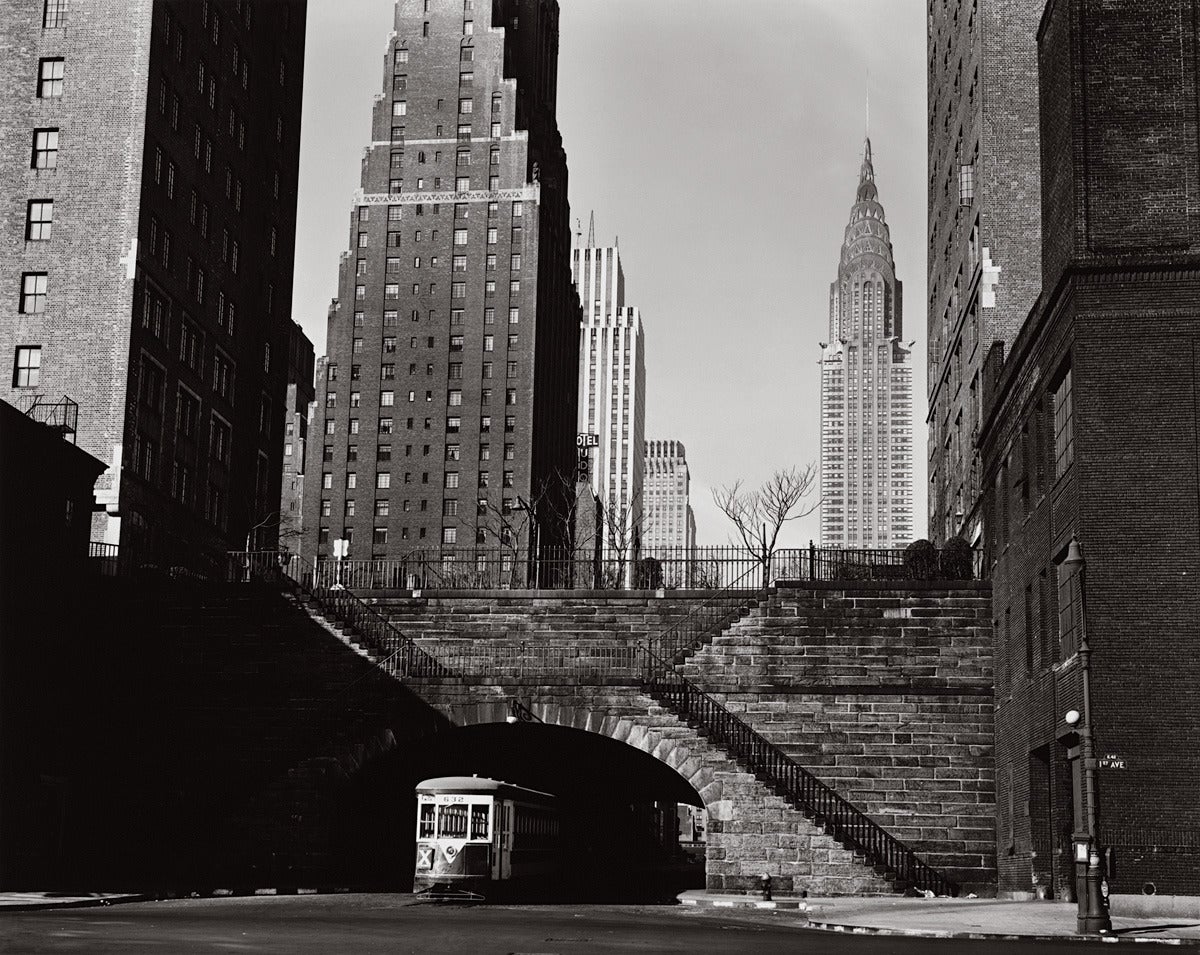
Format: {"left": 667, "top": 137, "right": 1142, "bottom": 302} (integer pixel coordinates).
{"left": 640, "top": 645, "right": 959, "bottom": 897}
{"left": 21, "top": 394, "right": 78, "bottom": 443}
{"left": 227, "top": 552, "right": 959, "bottom": 897}
{"left": 650, "top": 561, "right": 768, "bottom": 663}
{"left": 258, "top": 555, "right": 455, "bottom": 680}
{"left": 228, "top": 543, "right": 968, "bottom": 594}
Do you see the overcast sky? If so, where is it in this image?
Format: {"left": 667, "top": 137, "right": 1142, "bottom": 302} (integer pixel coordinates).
{"left": 293, "top": 0, "right": 928, "bottom": 546}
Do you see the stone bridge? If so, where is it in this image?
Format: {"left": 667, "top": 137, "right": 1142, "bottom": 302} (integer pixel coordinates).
{"left": 289, "top": 580, "right": 995, "bottom": 896}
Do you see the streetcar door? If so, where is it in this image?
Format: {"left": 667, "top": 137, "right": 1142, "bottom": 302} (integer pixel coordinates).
{"left": 491, "top": 800, "right": 503, "bottom": 879}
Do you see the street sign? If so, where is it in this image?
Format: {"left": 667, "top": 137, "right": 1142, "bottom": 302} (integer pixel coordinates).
{"left": 576, "top": 432, "right": 599, "bottom": 449}
{"left": 1099, "top": 755, "right": 1127, "bottom": 770}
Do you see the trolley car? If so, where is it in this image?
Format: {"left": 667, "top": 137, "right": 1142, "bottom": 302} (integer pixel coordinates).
{"left": 414, "top": 776, "right": 559, "bottom": 899}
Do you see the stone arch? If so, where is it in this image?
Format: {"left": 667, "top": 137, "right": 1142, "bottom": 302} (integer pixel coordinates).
{"left": 434, "top": 698, "right": 723, "bottom": 816}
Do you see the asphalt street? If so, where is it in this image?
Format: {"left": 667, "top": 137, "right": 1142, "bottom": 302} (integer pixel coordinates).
{"left": 0, "top": 895, "right": 1139, "bottom": 953}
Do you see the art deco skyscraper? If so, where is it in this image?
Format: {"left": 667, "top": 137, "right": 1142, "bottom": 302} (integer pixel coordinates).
{"left": 819, "top": 141, "right": 915, "bottom": 548}
{"left": 573, "top": 230, "right": 645, "bottom": 547}
{"left": 304, "top": 0, "right": 579, "bottom": 562}
{"left": 643, "top": 439, "right": 695, "bottom": 556}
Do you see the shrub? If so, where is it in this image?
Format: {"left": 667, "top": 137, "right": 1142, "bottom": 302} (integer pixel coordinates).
{"left": 940, "top": 536, "right": 974, "bottom": 580}
{"left": 904, "top": 539, "right": 939, "bottom": 580}
{"left": 635, "top": 557, "right": 664, "bottom": 590}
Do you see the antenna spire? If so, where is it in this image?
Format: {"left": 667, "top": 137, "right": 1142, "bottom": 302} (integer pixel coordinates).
{"left": 587, "top": 211, "right": 595, "bottom": 249}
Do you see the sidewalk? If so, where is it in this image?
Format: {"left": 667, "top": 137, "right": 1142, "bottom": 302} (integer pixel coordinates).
{"left": 0, "top": 892, "right": 149, "bottom": 912}
{"left": 680, "top": 893, "right": 1200, "bottom": 943}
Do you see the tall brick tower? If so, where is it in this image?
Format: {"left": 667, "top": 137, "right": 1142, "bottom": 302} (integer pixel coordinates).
{"left": 819, "top": 141, "right": 915, "bottom": 548}
{"left": 304, "top": 0, "right": 579, "bottom": 569}
{"left": 0, "top": 0, "right": 307, "bottom": 571}
{"left": 926, "top": 0, "right": 1043, "bottom": 552}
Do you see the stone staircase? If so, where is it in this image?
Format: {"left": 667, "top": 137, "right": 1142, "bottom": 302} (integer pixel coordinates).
{"left": 293, "top": 587, "right": 946, "bottom": 896}
{"left": 677, "top": 582, "right": 995, "bottom": 891}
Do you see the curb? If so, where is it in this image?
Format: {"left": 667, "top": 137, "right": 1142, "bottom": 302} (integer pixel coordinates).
{"left": 804, "top": 919, "right": 1189, "bottom": 945}
{"left": 0, "top": 894, "right": 153, "bottom": 913}
{"left": 680, "top": 895, "right": 806, "bottom": 912}
{"left": 0, "top": 887, "right": 356, "bottom": 913}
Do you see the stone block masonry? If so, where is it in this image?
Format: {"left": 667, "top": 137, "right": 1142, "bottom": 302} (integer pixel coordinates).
{"left": 679, "top": 581, "right": 996, "bottom": 892}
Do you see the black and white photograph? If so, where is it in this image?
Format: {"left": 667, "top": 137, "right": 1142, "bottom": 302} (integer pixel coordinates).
{"left": 1, "top": 0, "right": 1198, "bottom": 951}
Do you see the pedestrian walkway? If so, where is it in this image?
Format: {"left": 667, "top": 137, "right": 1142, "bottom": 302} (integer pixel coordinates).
{"left": 0, "top": 892, "right": 148, "bottom": 912}
{"left": 679, "top": 892, "right": 1200, "bottom": 943}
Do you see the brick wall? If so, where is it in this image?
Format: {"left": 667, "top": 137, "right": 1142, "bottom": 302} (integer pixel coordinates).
{"left": 979, "top": 0, "right": 1200, "bottom": 901}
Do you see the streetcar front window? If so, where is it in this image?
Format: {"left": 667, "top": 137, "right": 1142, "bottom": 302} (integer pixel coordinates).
{"left": 418, "top": 803, "right": 435, "bottom": 838}
{"left": 438, "top": 803, "right": 468, "bottom": 838}
{"left": 470, "top": 803, "right": 489, "bottom": 840}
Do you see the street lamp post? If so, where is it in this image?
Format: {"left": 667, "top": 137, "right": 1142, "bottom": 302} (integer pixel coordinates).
{"left": 1063, "top": 537, "right": 1111, "bottom": 935}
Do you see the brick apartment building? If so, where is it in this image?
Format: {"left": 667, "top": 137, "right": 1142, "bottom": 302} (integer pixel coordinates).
{"left": 303, "top": 0, "right": 579, "bottom": 566}
{"left": 926, "top": 0, "right": 1043, "bottom": 552}
{"left": 0, "top": 0, "right": 306, "bottom": 570}
{"left": 819, "top": 141, "right": 915, "bottom": 548}
{"left": 981, "top": 0, "right": 1200, "bottom": 903}
{"left": 280, "top": 318, "right": 314, "bottom": 550}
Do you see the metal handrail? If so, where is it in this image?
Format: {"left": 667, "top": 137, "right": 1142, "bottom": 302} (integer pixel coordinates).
{"left": 277, "top": 560, "right": 456, "bottom": 680}
{"left": 651, "top": 561, "right": 768, "bottom": 662}
{"left": 641, "top": 644, "right": 959, "bottom": 897}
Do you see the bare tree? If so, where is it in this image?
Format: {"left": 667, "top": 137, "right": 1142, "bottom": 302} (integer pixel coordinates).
{"left": 712, "top": 464, "right": 820, "bottom": 583}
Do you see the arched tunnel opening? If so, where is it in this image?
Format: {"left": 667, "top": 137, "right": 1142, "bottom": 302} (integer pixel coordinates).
{"left": 331, "top": 721, "right": 706, "bottom": 902}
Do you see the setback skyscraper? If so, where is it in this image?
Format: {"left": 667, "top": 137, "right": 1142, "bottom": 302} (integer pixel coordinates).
{"left": 0, "top": 0, "right": 307, "bottom": 570}
{"left": 573, "top": 232, "right": 645, "bottom": 553}
{"left": 819, "top": 141, "right": 915, "bottom": 548}
{"left": 643, "top": 439, "right": 695, "bottom": 560}
{"left": 304, "top": 0, "right": 579, "bottom": 566}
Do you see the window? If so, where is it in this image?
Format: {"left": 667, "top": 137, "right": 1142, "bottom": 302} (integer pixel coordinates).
{"left": 505, "top": 388, "right": 517, "bottom": 405}
{"left": 453, "top": 228, "right": 468, "bottom": 245}
{"left": 508, "top": 307, "right": 519, "bottom": 324}
{"left": 393, "top": 100, "right": 407, "bottom": 116}
{"left": 445, "top": 472, "right": 459, "bottom": 489}
{"left": 487, "top": 227, "right": 498, "bottom": 244}
{"left": 511, "top": 253, "right": 521, "bottom": 271}
{"left": 20, "top": 273, "right": 48, "bottom": 313}
{"left": 450, "top": 335, "right": 464, "bottom": 352}
{"left": 381, "top": 390, "right": 395, "bottom": 406}
{"left": 480, "top": 415, "right": 491, "bottom": 432}
{"left": 43, "top": 0, "right": 68, "bottom": 27}
{"left": 379, "top": 417, "right": 394, "bottom": 434}
{"left": 1053, "top": 368, "right": 1074, "bottom": 478}
{"left": 26, "top": 201, "right": 53, "bottom": 241}
{"left": 377, "top": 472, "right": 391, "bottom": 489}
{"left": 504, "top": 415, "right": 515, "bottom": 432}
{"left": 176, "top": 388, "right": 201, "bottom": 439}
{"left": 32, "top": 129, "right": 59, "bottom": 169}
{"left": 12, "top": 347, "right": 41, "bottom": 387}
{"left": 1057, "top": 553, "right": 1082, "bottom": 660}
{"left": 448, "top": 389, "right": 462, "bottom": 406}
{"left": 959, "top": 163, "right": 975, "bottom": 206}
{"left": 38, "top": 58, "right": 65, "bottom": 97}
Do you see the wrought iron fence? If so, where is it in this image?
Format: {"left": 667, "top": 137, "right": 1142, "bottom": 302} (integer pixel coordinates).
{"left": 225, "top": 542, "right": 968, "bottom": 595}
{"left": 224, "top": 549, "right": 961, "bottom": 897}
{"left": 87, "top": 541, "right": 122, "bottom": 577}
